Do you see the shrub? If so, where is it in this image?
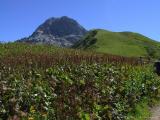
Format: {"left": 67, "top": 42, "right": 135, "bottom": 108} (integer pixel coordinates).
{"left": 0, "top": 63, "right": 159, "bottom": 120}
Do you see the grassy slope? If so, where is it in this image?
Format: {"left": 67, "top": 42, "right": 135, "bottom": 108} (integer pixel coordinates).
{"left": 74, "top": 29, "right": 160, "bottom": 57}
{"left": 0, "top": 43, "right": 60, "bottom": 56}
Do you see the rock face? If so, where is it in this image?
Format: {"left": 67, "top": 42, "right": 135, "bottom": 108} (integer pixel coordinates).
{"left": 17, "top": 16, "right": 87, "bottom": 47}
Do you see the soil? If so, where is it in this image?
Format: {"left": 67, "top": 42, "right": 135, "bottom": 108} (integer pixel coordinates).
{"left": 150, "top": 105, "right": 160, "bottom": 120}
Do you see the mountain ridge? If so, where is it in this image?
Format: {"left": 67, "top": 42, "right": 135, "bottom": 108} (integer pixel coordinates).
{"left": 73, "top": 29, "right": 160, "bottom": 57}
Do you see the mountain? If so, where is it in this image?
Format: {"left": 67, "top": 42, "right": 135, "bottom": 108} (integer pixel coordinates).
{"left": 16, "top": 16, "right": 160, "bottom": 58}
{"left": 17, "top": 16, "right": 87, "bottom": 47}
{"left": 73, "top": 29, "right": 160, "bottom": 58}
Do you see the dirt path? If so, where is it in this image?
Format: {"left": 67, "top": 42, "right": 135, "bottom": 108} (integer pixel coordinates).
{"left": 150, "top": 105, "right": 160, "bottom": 120}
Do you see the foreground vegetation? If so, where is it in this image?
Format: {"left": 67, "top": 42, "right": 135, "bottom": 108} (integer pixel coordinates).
{"left": 0, "top": 43, "right": 160, "bottom": 120}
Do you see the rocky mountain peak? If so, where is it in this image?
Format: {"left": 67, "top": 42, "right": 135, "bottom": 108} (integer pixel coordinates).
{"left": 32, "top": 16, "right": 87, "bottom": 37}
{"left": 18, "top": 16, "right": 87, "bottom": 47}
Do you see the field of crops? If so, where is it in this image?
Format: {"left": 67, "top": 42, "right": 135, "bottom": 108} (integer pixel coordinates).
{"left": 0, "top": 43, "right": 160, "bottom": 120}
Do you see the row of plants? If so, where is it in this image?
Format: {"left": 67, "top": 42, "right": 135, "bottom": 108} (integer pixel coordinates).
{"left": 0, "top": 43, "right": 150, "bottom": 68}
{"left": 0, "top": 62, "right": 159, "bottom": 120}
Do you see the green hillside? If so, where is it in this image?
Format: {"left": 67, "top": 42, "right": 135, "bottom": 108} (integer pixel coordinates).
{"left": 0, "top": 43, "right": 60, "bottom": 57}
{"left": 73, "top": 29, "right": 160, "bottom": 58}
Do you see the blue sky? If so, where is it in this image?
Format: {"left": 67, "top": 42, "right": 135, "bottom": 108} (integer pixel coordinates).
{"left": 0, "top": 0, "right": 160, "bottom": 42}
